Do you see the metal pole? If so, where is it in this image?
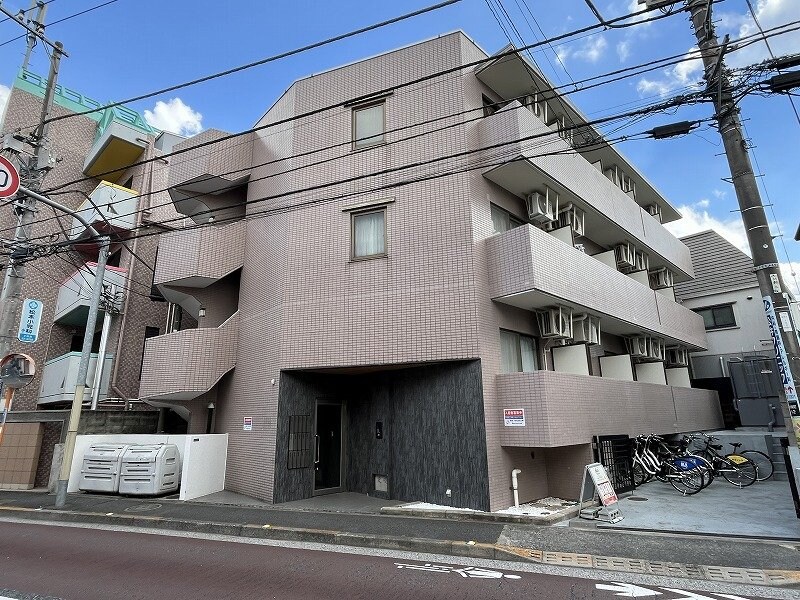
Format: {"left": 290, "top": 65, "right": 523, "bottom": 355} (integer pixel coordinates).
{"left": 90, "top": 308, "right": 112, "bottom": 410}
{"left": 55, "top": 236, "right": 110, "bottom": 507}
{"left": 685, "top": 0, "right": 800, "bottom": 476}
{"left": 0, "top": 41, "right": 62, "bottom": 358}
{"left": 21, "top": 1, "right": 47, "bottom": 72}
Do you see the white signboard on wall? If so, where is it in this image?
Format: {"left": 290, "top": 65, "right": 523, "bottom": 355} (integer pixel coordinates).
{"left": 503, "top": 409, "right": 525, "bottom": 427}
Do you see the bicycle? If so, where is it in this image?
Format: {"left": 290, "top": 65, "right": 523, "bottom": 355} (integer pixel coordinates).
{"left": 727, "top": 441, "right": 774, "bottom": 481}
{"left": 632, "top": 435, "right": 707, "bottom": 495}
{"left": 690, "top": 433, "right": 758, "bottom": 487}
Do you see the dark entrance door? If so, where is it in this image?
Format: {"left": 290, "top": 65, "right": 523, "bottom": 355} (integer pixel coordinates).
{"left": 314, "top": 403, "right": 343, "bottom": 494}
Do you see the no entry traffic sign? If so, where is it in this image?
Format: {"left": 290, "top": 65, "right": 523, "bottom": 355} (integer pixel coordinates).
{"left": 0, "top": 155, "right": 20, "bottom": 198}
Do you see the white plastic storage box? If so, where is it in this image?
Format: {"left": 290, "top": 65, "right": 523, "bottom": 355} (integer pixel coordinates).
{"left": 79, "top": 443, "right": 129, "bottom": 493}
{"left": 118, "top": 444, "right": 181, "bottom": 496}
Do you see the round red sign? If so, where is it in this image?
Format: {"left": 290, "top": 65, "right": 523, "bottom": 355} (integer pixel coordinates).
{"left": 0, "top": 155, "right": 20, "bottom": 198}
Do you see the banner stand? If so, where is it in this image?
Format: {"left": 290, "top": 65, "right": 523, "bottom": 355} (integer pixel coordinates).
{"left": 578, "top": 462, "right": 623, "bottom": 523}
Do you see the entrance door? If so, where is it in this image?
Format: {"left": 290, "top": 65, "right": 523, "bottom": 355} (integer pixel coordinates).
{"left": 314, "top": 402, "right": 343, "bottom": 494}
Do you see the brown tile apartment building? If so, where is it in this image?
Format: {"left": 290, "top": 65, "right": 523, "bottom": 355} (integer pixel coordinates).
{"left": 140, "top": 32, "right": 723, "bottom": 511}
{"left": 0, "top": 69, "right": 187, "bottom": 486}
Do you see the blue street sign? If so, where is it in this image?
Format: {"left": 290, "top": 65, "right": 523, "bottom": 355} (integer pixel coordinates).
{"left": 17, "top": 298, "right": 43, "bottom": 343}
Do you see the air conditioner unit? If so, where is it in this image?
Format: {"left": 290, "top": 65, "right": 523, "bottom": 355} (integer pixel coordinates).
{"left": 572, "top": 314, "right": 600, "bottom": 345}
{"left": 536, "top": 305, "right": 573, "bottom": 339}
{"left": 645, "top": 337, "right": 666, "bottom": 362}
{"left": 525, "top": 187, "right": 558, "bottom": 224}
{"left": 614, "top": 242, "right": 636, "bottom": 270}
{"left": 648, "top": 267, "right": 674, "bottom": 290}
{"left": 634, "top": 249, "right": 649, "bottom": 272}
{"left": 624, "top": 335, "right": 649, "bottom": 358}
{"left": 665, "top": 346, "right": 689, "bottom": 367}
{"left": 558, "top": 204, "right": 585, "bottom": 237}
{"left": 646, "top": 203, "right": 662, "bottom": 222}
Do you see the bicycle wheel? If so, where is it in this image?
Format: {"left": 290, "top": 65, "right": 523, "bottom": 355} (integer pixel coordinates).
{"left": 721, "top": 454, "right": 757, "bottom": 487}
{"left": 632, "top": 460, "right": 650, "bottom": 487}
{"left": 680, "top": 454, "right": 714, "bottom": 489}
{"left": 740, "top": 450, "right": 774, "bottom": 481}
{"left": 696, "top": 449, "right": 717, "bottom": 484}
{"left": 669, "top": 468, "right": 705, "bottom": 495}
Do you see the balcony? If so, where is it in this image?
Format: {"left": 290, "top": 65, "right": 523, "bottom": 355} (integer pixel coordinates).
{"left": 139, "top": 312, "right": 239, "bottom": 401}
{"left": 476, "top": 101, "right": 693, "bottom": 280}
{"left": 37, "top": 352, "right": 114, "bottom": 406}
{"left": 69, "top": 181, "right": 138, "bottom": 240}
{"left": 168, "top": 129, "right": 253, "bottom": 224}
{"left": 486, "top": 224, "right": 707, "bottom": 348}
{"left": 53, "top": 263, "right": 128, "bottom": 326}
{"left": 496, "top": 370, "right": 722, "bottom": 447}
{"left": 83, "top": 106, "right": 157, "bottom": 182}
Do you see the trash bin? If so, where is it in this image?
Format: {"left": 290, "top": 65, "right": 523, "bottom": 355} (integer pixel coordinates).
{"left": 118, "top": 444, "right": 181, "bottom": 496}
{"left": 79, "top": 443, "right": 129, "bottom": 493}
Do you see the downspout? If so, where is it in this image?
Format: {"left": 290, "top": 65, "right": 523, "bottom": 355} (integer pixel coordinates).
{"left": 511, "top": 469, "right": 522, "bottom": 508}
{"left": 111, "top": 137, "right": 154, "bottom": 398}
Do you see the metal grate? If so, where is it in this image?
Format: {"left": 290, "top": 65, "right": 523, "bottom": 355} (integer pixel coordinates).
{"left": 594, "top": 435, "right": 635, "bottom": 493}
{"left": 287, "top": 415, "right": 313, "bottom": 469}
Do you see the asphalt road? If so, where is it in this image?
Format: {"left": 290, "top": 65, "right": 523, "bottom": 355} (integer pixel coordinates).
{"left": 0, "top": 522, "right": 775, "bottom": 600}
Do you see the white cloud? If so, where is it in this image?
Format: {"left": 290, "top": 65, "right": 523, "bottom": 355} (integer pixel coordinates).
{"left": 144, "top": 98, "right": 203, "bottom": 137}
{"left": 665, "top": 201, "right": 800, "bottom": 295}
{"left": 720, "top": 0, "right": 800, "bottom": 68}
{"left": 617, "top": 40, "right": 631, "bottom": 62}
{"left": 0, "top": 84, "right": 10, "bottom": 123}
{"left": 560, "top": 36, "right": 608, "bottom": 64}
{"left": 635, "top": 47, "right": 704, "bottom": 97}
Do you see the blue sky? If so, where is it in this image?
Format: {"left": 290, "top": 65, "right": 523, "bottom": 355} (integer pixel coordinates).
{"left": 0, "top": 0, "right": 797, "bottom": 290}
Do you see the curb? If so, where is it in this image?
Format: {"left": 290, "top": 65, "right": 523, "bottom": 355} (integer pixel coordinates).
{"left": 1, "top": 505, "right": 798, "bottom": 588}
{"left": 379, "top": 503, "right": 586, "bottom": 524}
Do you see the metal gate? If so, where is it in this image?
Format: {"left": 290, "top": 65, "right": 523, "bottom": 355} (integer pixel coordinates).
{"left": 593, "top": 434, "right": 635, "bottom": 493}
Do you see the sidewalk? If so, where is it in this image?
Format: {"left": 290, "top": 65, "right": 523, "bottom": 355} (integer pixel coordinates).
{"left": 0, "top": 490, "right": 798, "bottom": 588}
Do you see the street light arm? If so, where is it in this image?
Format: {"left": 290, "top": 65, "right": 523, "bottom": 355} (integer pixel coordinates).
{"left": 17, "top": 184, "right": 101, "bottom": 239}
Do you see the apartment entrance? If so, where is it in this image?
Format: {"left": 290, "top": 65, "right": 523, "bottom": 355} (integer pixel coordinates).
{"left": 314, "top": 402, "right": 344, "bottom": 494}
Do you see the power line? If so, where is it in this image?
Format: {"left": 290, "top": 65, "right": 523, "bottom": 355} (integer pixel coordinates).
{"left": 0, "top": 0, "right": 57, "bottom": 25}
{"left": 0, "top": 0, "right": 118, "bottom": 48}
{"left": 39, "top": 0, "right": 464, "bottom": 127}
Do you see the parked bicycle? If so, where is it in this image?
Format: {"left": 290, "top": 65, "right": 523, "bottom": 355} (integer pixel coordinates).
{"left": 689, "top": 433, "right": 758, "bottom": 487}
{"left": 631, "top": 434, "right": 707, "bottom": 495}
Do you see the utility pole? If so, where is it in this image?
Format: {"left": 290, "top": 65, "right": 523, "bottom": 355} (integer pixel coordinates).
{"left": 684, "top": 0, "right": 800, "bottom": 485}
{"left": 20, "top": 1, "right": 47, "bottom": 71}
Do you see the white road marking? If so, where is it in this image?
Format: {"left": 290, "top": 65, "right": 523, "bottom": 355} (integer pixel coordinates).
{"left": 395, "top": 562, "right": 521, "bottom": 580}
{"left": 596, "top": 582, "right": 662, "bottom": 597}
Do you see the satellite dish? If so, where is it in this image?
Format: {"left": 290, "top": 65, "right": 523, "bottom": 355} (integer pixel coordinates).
{"left": 0, "top": 353, "right": 36, "bottom": 389}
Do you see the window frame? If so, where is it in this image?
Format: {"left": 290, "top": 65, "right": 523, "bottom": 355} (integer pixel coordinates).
{"left": 499, "top": 329, "right": 540, "bottom": 374}
{"left": 350, "top": 207, "right": 387, "bottom": 261}
{"left": 694, "top": 303, "right": 737, "bottom": 330}
{"left": 352, "top": 100, "right": 386, "bottom": 150}
{"left": 490, "top": 203, "right": 525, "bottom": 235}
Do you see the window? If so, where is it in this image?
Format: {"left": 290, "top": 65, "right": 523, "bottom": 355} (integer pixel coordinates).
{"left": 490, "top": 204, "right": 524, "bottom": 235}
{"left": 694, "top": 304, "right": 736, "bottom": 330}
{"left": 353, "top": 102, "right": 385, "bottom": 148}
{"left": 500, "top": 330, "right": 539, "bottom": 373}
{"left": 352, "top": 208, "right": 386, "bottom": 259}
{"left": 482, "top": 94, "right": 500, "bottom": 117}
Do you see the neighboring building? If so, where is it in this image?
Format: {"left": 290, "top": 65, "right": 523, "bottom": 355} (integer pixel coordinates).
{"left": 141, "top": 32, "right": 721, "bottom": 510}
{"left": 675, "top": 230, "right": 790, "bottom": 428}
{"left": 0, "top": 68, "right": 187, "bottom": 488}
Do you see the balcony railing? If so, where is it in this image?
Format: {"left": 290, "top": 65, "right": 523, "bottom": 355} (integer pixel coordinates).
{"left": 54, "top": 263, "right": 128, "bottom": 326}
{"left": 486, "top": 224, "right": 707, "bottom": 348}
{"left": 69, "top": 181, "right": 138, "bottom": 239}
{"left": 37, "top": 352, "right": 114, "bottom": 405}
{"left": 154, "top": 220, "right": 245, "bottom": 288}
{"left": 496, "top": 370, "right": 722, "bottom": 447}
{"left": 139, "top": 312, "right": 239, "bottom": 401}
{"left": 476, "top": 101, "right": 693, "bottom": 279}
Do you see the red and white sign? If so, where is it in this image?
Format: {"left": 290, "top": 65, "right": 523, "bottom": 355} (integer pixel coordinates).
{"left": 503, "top": 408, "right": 525, "bottom": 427}
{"left": 0, "top": 156, "right": 20, "bottom": 199}
{"left": 243, "top": 416, "right": 253, "bottom": 431}
{"left": 587, "top": 463, "right": 618, "bottom": 506}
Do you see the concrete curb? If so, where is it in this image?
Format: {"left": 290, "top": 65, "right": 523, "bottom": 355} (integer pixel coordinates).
{"left": 379, "top": 503, "right": 586, "bottom": 524}
{"left": 2, "top": 505, "right": 798, "bottom": 588}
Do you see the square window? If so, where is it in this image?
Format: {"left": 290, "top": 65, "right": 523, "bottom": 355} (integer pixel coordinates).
{"left": 694, "top": 303, "right": 736, "bottom": 330}
{"left": 352, "top": 209, "right": 386, "bottom": 259}
{"left": 500, "top": 329, "right": 539, "bottom": 373}
{"left": 353, "top": 102, "right": 385, "bottom": 148}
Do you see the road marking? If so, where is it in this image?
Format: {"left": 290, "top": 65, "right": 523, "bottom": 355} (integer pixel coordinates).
{"left": 596, "top": 582, "right": 661, "bottom": 597}
{"left": 395, "top": 562, "right": 521, "bottom": 579}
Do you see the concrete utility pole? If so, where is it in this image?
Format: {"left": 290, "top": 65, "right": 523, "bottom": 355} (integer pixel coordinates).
{"left": 0, "top": 7, "right": 64, "bottom": 358}
{"left": 20, "top": 1, "right": 48, "bottom": 71}
{"left": 684, "top": 0, "right": 800, "bottom": 472}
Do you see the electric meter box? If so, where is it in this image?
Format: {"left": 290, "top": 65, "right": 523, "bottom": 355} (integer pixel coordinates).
{"left": 79, "top": 443, "right": 130, "bottom": 493}
{"left": 118, "top": 444, "right": 181, "bottom": 496}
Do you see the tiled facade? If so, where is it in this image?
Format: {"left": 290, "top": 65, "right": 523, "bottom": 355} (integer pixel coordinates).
{"left": 142, "top": 32, "right": 723, "bottom": 509}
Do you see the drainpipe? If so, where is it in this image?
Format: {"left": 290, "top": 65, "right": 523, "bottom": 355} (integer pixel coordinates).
{"left": 111, "top": 137, "right": 154, "bottom": 398}
{"left": 90, "top": 308, "right": 113, "bottom": 410}
{"left": 511, "top": 469, "right": 522, "bottom": 508}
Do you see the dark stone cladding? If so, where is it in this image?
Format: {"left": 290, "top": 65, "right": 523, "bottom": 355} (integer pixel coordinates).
{"left": 273, "top": 360, "right": 490, "bottom": 511}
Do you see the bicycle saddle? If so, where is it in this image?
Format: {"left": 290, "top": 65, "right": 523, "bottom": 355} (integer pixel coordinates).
{"left": 729, "top": 442, "right": 742, "bottom": 449}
